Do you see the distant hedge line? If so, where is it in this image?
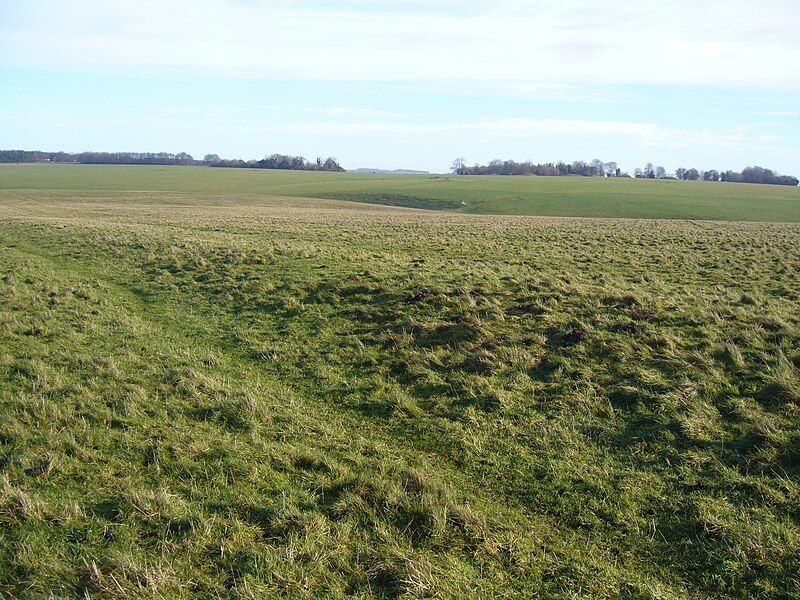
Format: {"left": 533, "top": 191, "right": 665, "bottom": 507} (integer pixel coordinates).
{"left": 0, "top": 151, "right": 344, "bottom": 172}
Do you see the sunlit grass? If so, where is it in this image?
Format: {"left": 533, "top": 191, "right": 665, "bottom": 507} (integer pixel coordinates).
{"left": 2, "top": 164, "right": 799, "bottom": 222}
{"left": 1, "top": 189, "right": 799, "bottom": 597}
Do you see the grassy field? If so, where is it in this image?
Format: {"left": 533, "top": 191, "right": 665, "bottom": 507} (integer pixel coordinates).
{"left": 1, "top": 164, "right": 799, "bottom": 222}
{"left": 1, "top": 181, "right": 800, "bottom": 597}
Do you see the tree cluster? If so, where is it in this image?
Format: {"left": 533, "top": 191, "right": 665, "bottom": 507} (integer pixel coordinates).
{"left": 451, "top": 158, "right": 621, "bottom": 177}
{"left": 722, "top": 166, "right": 798, "bottom": 186}
{"left": 205, "top": 154, "right": 344, "bottom": 172}
{"left": 634, "top": 163, "right": 668, "bottom": 179}
{"left": 671, "top": 165, "right": 797, "bottom": 186}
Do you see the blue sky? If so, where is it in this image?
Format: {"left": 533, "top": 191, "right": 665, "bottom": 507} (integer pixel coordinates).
{"left": 1, "top": 0, "right": 798, "bottom": 173}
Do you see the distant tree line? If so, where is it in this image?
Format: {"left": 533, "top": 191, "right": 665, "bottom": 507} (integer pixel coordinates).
{"left": 0, "top": 150, "right": 196, "bottom": 165}
{"left": 641, "top": 163, "right": 798, "bottom": 186}
{"left": 451, "top": 158, "right": 620, "bottom": 178}
{"left": 452, "top": 158, "right": 798, "bottom": 186}
{"left": 203, "top": 154, "right": 344, "bottom": 172}
{"left": 0, "top": 150, "right": 345, "bottom": 172}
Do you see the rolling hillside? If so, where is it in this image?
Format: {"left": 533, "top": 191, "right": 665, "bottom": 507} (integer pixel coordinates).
{"left": 2, "top": 164, "right": 798, "bottom": 222}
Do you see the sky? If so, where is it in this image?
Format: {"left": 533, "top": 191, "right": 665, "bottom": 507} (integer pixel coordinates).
{"left": 1, "top": 0, "right": 799, "bottom": 173}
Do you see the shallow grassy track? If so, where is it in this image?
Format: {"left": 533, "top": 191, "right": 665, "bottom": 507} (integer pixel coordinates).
{"left": 2, "top": 164, "right": 799, "bottom": 222}
{"left": 1, "top": 189, "right": 799, "bottom": 597}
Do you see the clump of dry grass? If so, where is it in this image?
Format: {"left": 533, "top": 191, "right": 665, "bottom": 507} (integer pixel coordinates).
{"left": 0, "top": 475, "right": 47, "bottom": 523}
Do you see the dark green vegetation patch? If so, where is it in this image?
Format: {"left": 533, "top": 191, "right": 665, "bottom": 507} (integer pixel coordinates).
{"left": 1, "top": 189, "right": 799, "bottom": 597}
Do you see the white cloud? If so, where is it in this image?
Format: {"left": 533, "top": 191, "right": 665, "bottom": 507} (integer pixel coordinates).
{"left": 278, "top": 117, "right": 767, "bottom": 149}
{"left": 2, "top": 0, "right": 800, "bottom": 89}
{"left": 324, "top": 107, "right": 411, "bottom": 119}
{"left": 753, "top": 110, "right": 799, "bottom": 117}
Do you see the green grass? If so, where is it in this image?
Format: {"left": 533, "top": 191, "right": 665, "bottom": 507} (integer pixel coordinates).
{"left": 1, "top": 185, "right": 800, "bottom": 597}
{"left": 2, "top": 164, "right": 799, "bottom": 222}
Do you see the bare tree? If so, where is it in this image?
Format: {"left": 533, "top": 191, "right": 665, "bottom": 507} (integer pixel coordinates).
{"left": 451, "top": 158, "right": 466, "bottom": 174}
